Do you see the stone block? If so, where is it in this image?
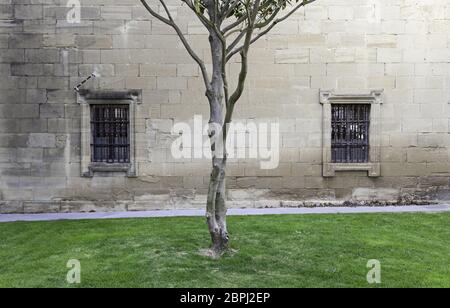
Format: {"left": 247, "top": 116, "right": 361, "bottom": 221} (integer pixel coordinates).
{"left": 367, "top": 35, "right": 397, "bottom": 48}
{"left": 115, "top": 64, "right": 139, "bottom": 76}
{"left": 43, "top": 148, "right": 65, "bottom": 162}
{"left": 2, "top": 189, "right": 33, "bottom": 201}
{"left": 140, "top": 64, "right": 176, "bottom": 77}
{"left": 227, "top": 200, "right": 255, "bottom": 209}
{"left": 0, "top": 120, "right": 20, "bottom": 134}
{"left": 402, "top": 119, "right": 433, "bottom": 133}
{"left": 0, "top": 49, "right": 25, "bottom": 63}
{"left": 377, "top": 48, "right": 402, "bottom": 63}
{"left": 27, "top": 133, "right": 56, "bottom": 148}
{"left": 0, "top": 20, "right": 23, "bottom": 34}
{"left": 44, "top": 6, "right": 100, "bottom": 20}
{"left": 381, "top": 21, "right": 405, "bottom": 34}
{"left": 93, "top": 20, "right": 125, "bottom": 35}
{"left": 0, "top": 4, "right": 13, "bottom": 19}
{"left": 177, "top": 64, "right": 198, "bottom": 77}
{"left": 125, "top": 77, "right": 156, "bottom": 90}
{"left": 127, "top": 201, "right": 168, "bottom": 211}
{"left": 436, "top": 188, "right": 450, "bottom": 201}
{"left": 79, "top": 64, "right": 114, "bottom": 77}
{"left": 157, "top": 77, "right": 187, "bottom": 90}
{"left": 37, "top": 77, "right": 68, "bottom": 89}
{"left": 0, "top": 135, "right": 29, "bottom": 148}
{"left": 9, "top": 33, "right": 43, "bottom": 48}
{"left": 101, "top": 6, "right": 132, "bottom": 20}
{"left": 385, "top": 63, "right": 415, "bottom": 76}
{"left": 227, "top": 189, "right": 271, "bottom": 201}
{"left": 0, "top": 201, "right": 24, "bottom": 214}
{"left": 14, "top": 5, "right": 42, "bottom": 20}
{"left": 427, "top": 49, "right": 450, "bottom": 63}
{"left": 17, "top": 148, "right": 43, "bottom": 163}
{"left": 113, "top": 35, "right": 145, "bottom": 49}
{"left": 0, "top": 34, "right": 8, "bottom": 48}
{"left": 26, "top": 89, "right": 47, "bottom": 104}
{"left": 101, "top": 49, "right": 160, "bottom": 64}
{"left": 305, "top": 6, "right": 327, "bottom": 20}
{"left": 0, "top": 148, "right": 17, "bottom": 163}
{"left": 56, "top": 20, "right": 94, "bottom": 35}
{"left": 24, "top": 201, "right": 61, "bottom": 214}
{"left": 328, "top": 6, "right": 354, "bottom": 20}
{"left": 61, "top": 201, "right": 127, "bottom": 213}
{"left": 352, "top": 188, "right": 400, "bottom": 201}
{"left": 419, "top": 177, "right": 449, "bottom": 188}
{"left": 1, "top": 104, "right": 40, "bottom": 119}
{"left": 46, "top": 90, "right": 76, "bottom": 104}
{"left": 40, "top": 104, "right": 65, "bottom": 118}
{"left": 275, "top": 49, "right": 309, "bottom": 64}
{"left": 75, "top": 35, "right": 113, "bottom": 49}
{"left": 25, "top": 49, "right": 59, "bottom": 63}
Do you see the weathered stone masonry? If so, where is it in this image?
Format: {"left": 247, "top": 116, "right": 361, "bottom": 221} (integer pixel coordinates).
{"left": 0, "top": 0, "right": 449, "bottom": 213}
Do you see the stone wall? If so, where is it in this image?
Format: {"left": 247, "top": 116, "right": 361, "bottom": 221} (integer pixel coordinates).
{"left": 0, "top": 0, "right": 449, "bottom": 213}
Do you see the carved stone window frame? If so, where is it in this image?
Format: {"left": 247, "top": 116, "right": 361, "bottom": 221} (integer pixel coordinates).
{"left": 320, "top": 90, "right": 383, "bottom": 178}
{"left": 77, "top": 89, "right": 142, "bottom": 178}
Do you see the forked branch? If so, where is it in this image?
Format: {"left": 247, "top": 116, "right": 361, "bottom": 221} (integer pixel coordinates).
{"left": 226, "top": 0, "right": 317, "bottom": 61}
{"left": 140, "top": 0, "right": 211, "bottom": 91}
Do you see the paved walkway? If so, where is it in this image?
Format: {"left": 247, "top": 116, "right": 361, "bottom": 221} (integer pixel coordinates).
{"left": 0, "top": 205, "right": 449, "bottom": 223}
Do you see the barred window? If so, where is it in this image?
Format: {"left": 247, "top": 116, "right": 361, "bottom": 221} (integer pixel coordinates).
{"left": 90, "top": 104, "right": 130, "bottom": 163}
{"left": 331, "top": 104, "right": 370, "bottom": 163}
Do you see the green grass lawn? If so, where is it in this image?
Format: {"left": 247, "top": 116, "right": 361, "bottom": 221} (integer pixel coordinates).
{"left": 0, "top": 212, "right": 449, "bottom": 288}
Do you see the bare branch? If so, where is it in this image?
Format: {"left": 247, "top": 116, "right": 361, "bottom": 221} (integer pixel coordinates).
{"left": 227, "top": 0, "right": 261, "bottom": 107}
{"left": 226, "top": 29, "right": 246, "bottom": 54}
{"left": 226, "top": 0, "right": 317, "bottom": 62}
{"left": 182, "top": 0, "right": 213, "bottom": 29}
{"left": 140, "top": 0, "right": 211, "bottom": 91}
{"left": 141, "top": 0, "right": 171, "bottom": 24}
{"left": 219, "top": 0, "right": 236, "bottom": 20}
{"left": 222, "top": 14, "right": 247, "bottom": 34}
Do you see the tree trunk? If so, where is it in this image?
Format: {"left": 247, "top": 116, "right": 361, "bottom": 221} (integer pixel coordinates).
{"left": 205, "top": 89, "right": 229, "bottom": 255}
{"left": 206, "top": 158, "right": 228, "bottom": 255}
{"left": 204, "top": 22, "right": 230, "bottom": 256}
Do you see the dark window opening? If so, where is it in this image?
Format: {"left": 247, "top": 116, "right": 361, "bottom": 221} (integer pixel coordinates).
{"left": 331, "top": 104, "right": 370, "bottom": 163}
{"left": 90, "top": 104, "right": 130, "bottom": 163}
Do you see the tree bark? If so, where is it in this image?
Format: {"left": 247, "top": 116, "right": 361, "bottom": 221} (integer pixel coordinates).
{"left": 206, "top": 158, "right": 228, "bottom": 254}
{"left": 205, "top": 21, "right": 230, "bottom": 255}
{"left": 205, "top": 116, "right": 229, "bottom": 255}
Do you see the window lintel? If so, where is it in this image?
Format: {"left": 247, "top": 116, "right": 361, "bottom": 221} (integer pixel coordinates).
{"left": 320, "top": 90, "right": 383, "bottom": 105}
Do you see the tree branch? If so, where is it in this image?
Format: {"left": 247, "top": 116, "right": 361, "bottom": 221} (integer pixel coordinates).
{"left": 222, "top": 14, "right": 247, "bottom": 34}
{"left": 140, "top": 0, "right": 211, "bottom": 91}
{"left": 226, "top": 0, "right": 316, "bottom": 62}
{"left": 227, "top": 0, "right": 260, "bottom": 107}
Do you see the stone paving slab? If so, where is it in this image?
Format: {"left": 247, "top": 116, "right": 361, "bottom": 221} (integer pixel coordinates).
{"left": 0, "top": 205, "right": 449, "bottom": 223}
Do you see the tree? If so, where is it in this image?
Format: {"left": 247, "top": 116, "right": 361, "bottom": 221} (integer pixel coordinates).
{"left": 141, "top": 0, "right": 317, "bottom": 256}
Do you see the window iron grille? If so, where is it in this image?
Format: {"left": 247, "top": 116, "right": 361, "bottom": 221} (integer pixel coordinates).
{"left": 331, "top": 104, "right": 370, "bottom": 163}
{"left": 90, "top": 104, "right": 130, "bottom": 163}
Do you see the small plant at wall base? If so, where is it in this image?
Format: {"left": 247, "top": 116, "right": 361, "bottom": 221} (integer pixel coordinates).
{"left": 141, "top": 0, "right": 317, "bottom": 257}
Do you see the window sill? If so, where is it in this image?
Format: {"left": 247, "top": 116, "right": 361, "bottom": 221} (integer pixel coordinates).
{"left": 83, "top": 163, "right": 136, "bottom": 178}
{"left": 323, "top": 163, "right": 380, "bottom": 178}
